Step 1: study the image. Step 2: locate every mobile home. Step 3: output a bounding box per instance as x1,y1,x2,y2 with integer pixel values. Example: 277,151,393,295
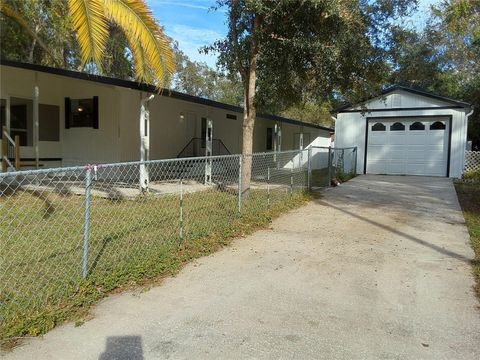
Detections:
0,60,332,170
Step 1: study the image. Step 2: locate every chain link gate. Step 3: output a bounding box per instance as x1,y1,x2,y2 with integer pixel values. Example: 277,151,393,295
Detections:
309,146,358,187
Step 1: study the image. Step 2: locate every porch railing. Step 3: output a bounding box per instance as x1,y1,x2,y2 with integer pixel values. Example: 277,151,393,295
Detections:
1,125,20,172
177,137,231,158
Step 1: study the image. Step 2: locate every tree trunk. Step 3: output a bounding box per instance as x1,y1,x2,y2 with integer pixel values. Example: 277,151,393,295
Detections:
28,24,41,63
240,16,260,198
28,38,37,63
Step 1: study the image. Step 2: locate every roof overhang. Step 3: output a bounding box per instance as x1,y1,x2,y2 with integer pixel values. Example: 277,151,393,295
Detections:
332,85,472,115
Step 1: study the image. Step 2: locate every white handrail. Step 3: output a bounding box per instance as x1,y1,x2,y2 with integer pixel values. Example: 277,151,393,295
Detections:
2,155,14,169
2,129,15,146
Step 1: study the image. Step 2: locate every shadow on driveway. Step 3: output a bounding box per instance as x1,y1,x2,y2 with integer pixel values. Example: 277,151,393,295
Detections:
315,198,472,264
99,336,143,360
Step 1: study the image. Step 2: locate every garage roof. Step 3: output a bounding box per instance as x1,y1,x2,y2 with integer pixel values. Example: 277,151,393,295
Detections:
333,85,472,114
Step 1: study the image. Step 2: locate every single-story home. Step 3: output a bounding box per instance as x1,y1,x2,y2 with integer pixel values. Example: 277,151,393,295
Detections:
333,85,474,178
0,60,332,170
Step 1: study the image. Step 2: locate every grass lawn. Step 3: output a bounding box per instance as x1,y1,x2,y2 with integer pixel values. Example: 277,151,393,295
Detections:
1,184,310,343
455,182,480,299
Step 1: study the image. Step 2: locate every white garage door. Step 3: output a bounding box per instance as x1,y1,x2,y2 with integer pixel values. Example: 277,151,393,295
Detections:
366,118,449,176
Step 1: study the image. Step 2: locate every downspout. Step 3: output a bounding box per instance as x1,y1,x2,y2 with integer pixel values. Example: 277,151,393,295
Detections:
462,106,474,175
465,107,474,150
330,115,336,147
465,106,474,145
139,94,154,192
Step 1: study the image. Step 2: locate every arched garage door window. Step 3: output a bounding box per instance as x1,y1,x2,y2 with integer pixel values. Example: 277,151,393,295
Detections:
430,121,446,130
390,122,405,131
409,122,425,130
372,122,386,131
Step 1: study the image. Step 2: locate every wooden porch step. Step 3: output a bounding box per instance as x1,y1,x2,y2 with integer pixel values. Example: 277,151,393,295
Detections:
20,162,45,168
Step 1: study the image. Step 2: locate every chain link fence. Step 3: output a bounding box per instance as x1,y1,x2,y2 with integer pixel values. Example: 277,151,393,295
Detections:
1,149,325,335
310,146,358,187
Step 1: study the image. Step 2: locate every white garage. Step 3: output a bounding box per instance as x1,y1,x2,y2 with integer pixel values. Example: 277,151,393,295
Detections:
333,86,474,178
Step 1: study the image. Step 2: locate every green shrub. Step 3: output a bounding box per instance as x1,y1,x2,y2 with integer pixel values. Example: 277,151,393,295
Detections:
463,169,480,182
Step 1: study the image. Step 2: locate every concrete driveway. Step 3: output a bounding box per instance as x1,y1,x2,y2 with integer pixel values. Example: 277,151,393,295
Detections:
3,175,479,359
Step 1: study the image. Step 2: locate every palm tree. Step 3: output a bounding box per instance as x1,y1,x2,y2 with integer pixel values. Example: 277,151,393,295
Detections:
0,0,175,86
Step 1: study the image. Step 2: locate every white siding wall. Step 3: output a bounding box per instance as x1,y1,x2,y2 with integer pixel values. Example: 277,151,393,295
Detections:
60,77,122,166
353,90,452,110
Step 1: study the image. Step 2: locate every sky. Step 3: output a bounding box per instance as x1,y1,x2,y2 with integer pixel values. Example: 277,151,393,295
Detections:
149,0,225,67
149,0,441,69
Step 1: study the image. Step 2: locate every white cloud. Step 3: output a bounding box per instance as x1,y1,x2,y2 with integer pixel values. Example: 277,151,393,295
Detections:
166,24,223,67
150,0,211,11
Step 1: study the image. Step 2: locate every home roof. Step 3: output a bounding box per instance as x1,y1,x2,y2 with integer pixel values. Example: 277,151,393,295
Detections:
333,84,472,114
0,59,333,132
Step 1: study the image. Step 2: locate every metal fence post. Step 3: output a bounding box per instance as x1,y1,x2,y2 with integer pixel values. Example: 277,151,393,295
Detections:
1,126,7,172
267,167,270,209
354,147,358,175
179,178,183,240
290,167,293,195
82,167,92,279
307,147,312,191
327,147,332,187
238,155,242,216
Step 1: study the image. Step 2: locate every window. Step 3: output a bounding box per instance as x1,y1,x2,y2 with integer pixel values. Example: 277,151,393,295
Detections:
409,121,425,131
39,104,60,141
10,97,33,146
266,128,273,150
390,122,405,131
371,122,386,131
430,121,446,130
226,113,237,120
65,96,98,128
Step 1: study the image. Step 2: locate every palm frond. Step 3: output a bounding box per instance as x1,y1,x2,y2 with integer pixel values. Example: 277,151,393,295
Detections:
124,27,153,83
68,0,108,68
0,2,60,65
103,0,175,86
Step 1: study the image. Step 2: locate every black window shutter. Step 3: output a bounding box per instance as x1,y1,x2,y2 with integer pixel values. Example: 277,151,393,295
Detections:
93,96,99,129
64,97,71,129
